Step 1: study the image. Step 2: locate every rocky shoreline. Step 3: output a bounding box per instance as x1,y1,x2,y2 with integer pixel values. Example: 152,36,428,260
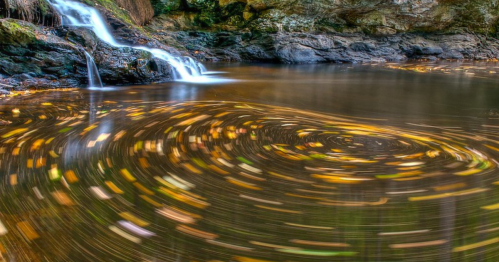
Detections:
0,16,183,89
155,29,499,64
2,0,499,89
4,23,499,90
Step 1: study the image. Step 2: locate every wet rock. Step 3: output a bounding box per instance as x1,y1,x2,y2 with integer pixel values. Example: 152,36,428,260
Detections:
247,0,279,12
439,50,464,60
276,43,325,64
219,0,247,7
60,23,177,85
186,0,215,10
92,44,173,85
350,42,376,52
55,27,99,51
371,26,397,36
152,28,499,64
0,19,37,46
152,0,499,35
0,16,180,89
155,0,183,12
0,19,88,88
240,45,275,61
147,0,499,64
16,73,33,81
410,45,444,56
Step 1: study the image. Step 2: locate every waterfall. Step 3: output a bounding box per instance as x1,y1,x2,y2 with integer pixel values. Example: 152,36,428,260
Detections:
84,51,103,88
49,0,224,85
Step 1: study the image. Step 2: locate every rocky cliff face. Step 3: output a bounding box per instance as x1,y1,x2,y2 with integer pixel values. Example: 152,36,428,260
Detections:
147,0,499,63
151,0,499,34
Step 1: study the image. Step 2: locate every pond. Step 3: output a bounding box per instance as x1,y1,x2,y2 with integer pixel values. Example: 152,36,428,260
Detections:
1,62,499,262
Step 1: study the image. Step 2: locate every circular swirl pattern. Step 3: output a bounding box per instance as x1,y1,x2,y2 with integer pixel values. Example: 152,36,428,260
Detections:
1,91,499,262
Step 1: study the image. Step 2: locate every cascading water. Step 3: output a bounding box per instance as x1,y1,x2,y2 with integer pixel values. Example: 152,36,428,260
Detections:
49,0,226,85
84,51,103,88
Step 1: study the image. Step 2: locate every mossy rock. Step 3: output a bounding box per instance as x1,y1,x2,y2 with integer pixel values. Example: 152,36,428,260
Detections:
246,0,278,12
0,19,38,46
151,0,182,14
219,0,247,7
351,11,387,27
221,1,246,17
85,0,136,28
186,0,217,10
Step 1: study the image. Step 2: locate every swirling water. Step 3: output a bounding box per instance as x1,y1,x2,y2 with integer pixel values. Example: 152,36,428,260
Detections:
1,63,499,261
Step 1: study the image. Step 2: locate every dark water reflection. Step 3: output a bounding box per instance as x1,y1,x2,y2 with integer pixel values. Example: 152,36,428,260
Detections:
1,63,499,262
120,63,499,121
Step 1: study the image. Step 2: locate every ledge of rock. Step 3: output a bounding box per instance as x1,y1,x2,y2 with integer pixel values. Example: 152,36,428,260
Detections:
146,0,499,63
150,29,499,64
0,17,178,89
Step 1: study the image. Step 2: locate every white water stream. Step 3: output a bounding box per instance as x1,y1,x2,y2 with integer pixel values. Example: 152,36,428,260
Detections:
49,0,227,86
84,51,103,88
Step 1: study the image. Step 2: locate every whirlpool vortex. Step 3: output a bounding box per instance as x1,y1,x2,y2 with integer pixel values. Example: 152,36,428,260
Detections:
1,93,499,262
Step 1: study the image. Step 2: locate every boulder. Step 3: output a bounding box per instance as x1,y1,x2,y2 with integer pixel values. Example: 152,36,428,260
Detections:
0,19,37,46
0,18,87,88
92,44,173,85
276,43,326,63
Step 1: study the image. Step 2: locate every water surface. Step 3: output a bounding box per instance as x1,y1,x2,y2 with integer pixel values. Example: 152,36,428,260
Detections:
1,63,499,262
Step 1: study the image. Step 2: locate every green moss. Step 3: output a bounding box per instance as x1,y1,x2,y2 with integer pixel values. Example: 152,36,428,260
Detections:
222,2,245,18
139,50,152,60
316,17,348,32
85,0,139,31
186,0,217,10
151,0,174,15
39,0,50,15
0,19,38,46
195,11,217,27
83,0,95,6
438,1,499,34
